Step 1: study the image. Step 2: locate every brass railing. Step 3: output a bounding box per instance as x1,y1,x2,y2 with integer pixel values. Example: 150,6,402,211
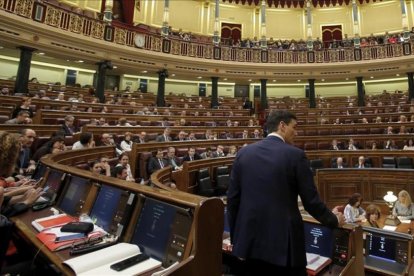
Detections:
1,0,413,64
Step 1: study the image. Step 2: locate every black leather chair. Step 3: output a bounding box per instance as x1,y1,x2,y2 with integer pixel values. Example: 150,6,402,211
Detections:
396,157,414,169
215,166,230,196
197,168,215,197
382,157,396,168
309,159,324,175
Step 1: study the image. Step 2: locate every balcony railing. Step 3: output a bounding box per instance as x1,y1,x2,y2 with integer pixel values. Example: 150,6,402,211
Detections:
1,0,413,64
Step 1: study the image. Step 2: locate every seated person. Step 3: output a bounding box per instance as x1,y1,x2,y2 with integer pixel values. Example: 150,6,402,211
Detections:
165,147,182,171
344,193,366,223
112,165,127,180
72,132,94,150
115,153,134,182
354,156,370,168
119,132,133,153
363,204,382,228
392,190,414,220
4,110,31,125
182,147,201,162
329,139,342,150
90,160,111,177
147,149,168,175
332,157,346,168
227,145,237,157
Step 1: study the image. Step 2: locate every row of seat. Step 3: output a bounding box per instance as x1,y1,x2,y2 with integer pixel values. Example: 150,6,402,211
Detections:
309,156,414,172
197,166,230,197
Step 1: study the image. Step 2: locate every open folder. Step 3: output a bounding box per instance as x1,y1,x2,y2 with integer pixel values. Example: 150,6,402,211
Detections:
63,243,162,275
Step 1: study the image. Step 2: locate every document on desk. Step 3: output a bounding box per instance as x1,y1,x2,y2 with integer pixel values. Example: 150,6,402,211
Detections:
382,225,397,231
63,243,162,275
36,226,106,252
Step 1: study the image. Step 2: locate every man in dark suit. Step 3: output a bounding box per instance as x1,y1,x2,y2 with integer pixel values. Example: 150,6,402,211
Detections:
60,115,77,136
332,157,346,168
155,128,172,142
182,147,201,162
147,149,168,175
354,155,371,168
228,110,343,275
212,145,225,158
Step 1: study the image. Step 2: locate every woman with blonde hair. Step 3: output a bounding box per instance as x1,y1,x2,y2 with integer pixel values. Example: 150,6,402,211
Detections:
392,190,414,219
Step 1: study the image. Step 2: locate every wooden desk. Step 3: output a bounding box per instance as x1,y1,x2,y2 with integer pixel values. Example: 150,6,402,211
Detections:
7,147,225,276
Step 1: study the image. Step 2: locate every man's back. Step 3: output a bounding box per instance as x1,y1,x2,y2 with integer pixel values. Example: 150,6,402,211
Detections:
228,136,338,267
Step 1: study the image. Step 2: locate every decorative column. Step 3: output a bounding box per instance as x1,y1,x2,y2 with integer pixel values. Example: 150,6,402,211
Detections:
96,60,113,103
157,69,168,107
211,77,219,108
260,0,267,49
407,72,414,101
260,79,268,110
356,76,365,106
308,79,315,108
352,0,361,47
161,0,170,37
306,0,313,50
213,0,220,46
103,0,113,23
400,0,410,41
14,46,36,95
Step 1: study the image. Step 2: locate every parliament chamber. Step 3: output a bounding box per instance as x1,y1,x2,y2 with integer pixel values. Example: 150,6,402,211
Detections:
2,0,414,275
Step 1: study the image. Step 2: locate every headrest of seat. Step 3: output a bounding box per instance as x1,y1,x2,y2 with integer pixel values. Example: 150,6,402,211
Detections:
216,166,229,175
198,168,210,179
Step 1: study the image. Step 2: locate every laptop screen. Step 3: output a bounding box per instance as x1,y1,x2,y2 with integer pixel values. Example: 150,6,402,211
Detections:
366,233,397,262
89,184,123,233
57,175,91,216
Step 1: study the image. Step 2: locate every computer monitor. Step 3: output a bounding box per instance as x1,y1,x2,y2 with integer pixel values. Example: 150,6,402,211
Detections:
89,184,135,236
40,169,65,202
57,175,91,216
130,196,192,267
364,227,412,273
366,234,396,261
31,162,47,181
304,221,334,258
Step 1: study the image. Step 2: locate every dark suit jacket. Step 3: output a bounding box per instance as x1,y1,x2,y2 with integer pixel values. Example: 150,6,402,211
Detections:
354,163,371,168
147,157,168,175
155,134,171,142
227,136,338,267
182,153,201,162
60,124,76,136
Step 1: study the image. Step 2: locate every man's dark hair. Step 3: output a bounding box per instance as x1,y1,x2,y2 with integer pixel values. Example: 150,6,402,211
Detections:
79,132,93,145
17,110,30,117
348,193,362,206
112,165,126,177
266,110,297,133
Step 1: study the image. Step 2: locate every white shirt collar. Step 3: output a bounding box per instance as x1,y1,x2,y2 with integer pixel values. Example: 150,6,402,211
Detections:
267,133,285,143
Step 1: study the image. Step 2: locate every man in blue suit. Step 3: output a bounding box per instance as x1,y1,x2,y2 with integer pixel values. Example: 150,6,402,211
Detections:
227,110,344,275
